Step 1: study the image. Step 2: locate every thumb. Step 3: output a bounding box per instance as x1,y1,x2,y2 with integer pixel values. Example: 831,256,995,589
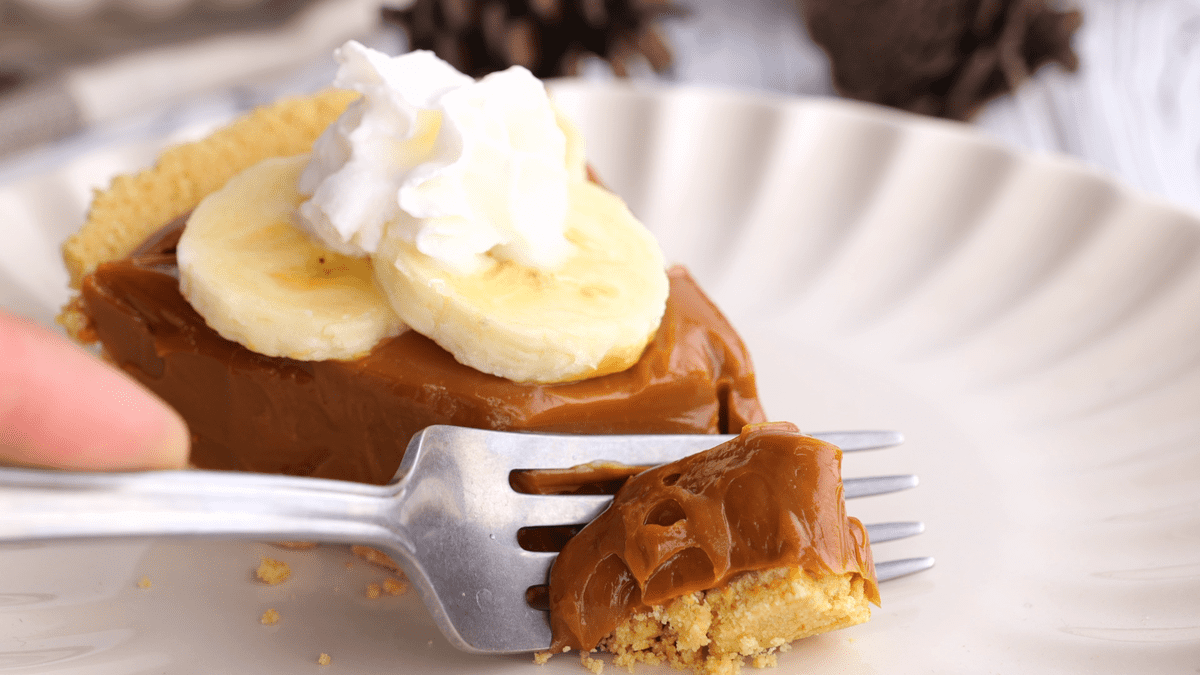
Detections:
0,311,189,471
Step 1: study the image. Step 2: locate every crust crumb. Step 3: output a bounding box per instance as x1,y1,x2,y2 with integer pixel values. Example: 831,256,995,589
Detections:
580,651,604,674
383,576,408,596
57,295,96,343
365,575,407,599
60,89,358,291
750,652,777,669
351,545,403,572
256,557,292,585
273,541,319,550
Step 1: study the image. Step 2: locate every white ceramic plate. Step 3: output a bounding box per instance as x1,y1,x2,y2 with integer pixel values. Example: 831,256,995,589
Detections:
2,83,1198,674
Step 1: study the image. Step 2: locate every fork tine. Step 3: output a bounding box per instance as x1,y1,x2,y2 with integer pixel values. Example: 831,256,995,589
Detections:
407,426,929,654
512,479,919,528
455,427,737,470
876,557,935,581
508,549,559,589
810,430,904,452
864,521,924,544
844,474,918,498
512,494,612,527
420,426,906,474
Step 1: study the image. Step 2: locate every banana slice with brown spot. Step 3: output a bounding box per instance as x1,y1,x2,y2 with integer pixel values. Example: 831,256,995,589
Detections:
177,154,404,361
374,179,669,383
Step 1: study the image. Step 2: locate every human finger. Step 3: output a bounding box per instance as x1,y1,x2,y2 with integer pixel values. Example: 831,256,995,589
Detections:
0,311,189,471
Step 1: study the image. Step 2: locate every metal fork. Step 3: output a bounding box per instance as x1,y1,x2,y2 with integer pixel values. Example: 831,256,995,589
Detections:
0,426,931,654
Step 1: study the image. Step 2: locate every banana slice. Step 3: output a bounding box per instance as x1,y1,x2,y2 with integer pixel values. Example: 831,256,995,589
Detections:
374,179,669,383
177,154,404,361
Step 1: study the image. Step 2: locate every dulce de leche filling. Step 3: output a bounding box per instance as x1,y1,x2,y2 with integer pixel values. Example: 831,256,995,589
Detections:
547,422,879,652
76,218,766,485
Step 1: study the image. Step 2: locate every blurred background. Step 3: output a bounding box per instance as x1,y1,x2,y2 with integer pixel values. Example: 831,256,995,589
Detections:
0,0,1198,213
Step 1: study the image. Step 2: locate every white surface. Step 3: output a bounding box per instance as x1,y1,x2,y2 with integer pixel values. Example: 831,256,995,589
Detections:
65,0,379,126
2,83,1198,673
661,0,1200,217
4,0,1198,219
974,0,1200,217
12,0,273,21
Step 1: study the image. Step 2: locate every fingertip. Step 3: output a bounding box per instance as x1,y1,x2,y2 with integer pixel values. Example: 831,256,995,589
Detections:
1,312,191,471
144,406,191,471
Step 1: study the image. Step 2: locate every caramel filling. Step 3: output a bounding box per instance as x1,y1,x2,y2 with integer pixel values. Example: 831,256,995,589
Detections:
76,218,767,484
546,422,879,652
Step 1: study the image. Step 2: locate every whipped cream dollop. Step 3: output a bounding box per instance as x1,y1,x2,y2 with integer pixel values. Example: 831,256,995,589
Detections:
298,41,575,274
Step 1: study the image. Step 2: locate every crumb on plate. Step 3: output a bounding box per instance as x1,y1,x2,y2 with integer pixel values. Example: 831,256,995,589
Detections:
351,545,402,572
318,653,331,666
137,575,152,589
580,651,604,674
365,576,407,599
383,576,408,596
256,557,291,585
273,540,319,550
261,608,280,625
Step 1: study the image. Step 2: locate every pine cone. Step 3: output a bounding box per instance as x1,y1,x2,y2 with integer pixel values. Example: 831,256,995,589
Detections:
801,0,1082,121
382,0,680,79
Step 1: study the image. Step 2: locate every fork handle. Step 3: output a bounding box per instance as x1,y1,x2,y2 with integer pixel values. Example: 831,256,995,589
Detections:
0,466,403,547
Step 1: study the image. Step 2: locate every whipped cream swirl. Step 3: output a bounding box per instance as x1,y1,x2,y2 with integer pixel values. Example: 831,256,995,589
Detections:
297,41,574,274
